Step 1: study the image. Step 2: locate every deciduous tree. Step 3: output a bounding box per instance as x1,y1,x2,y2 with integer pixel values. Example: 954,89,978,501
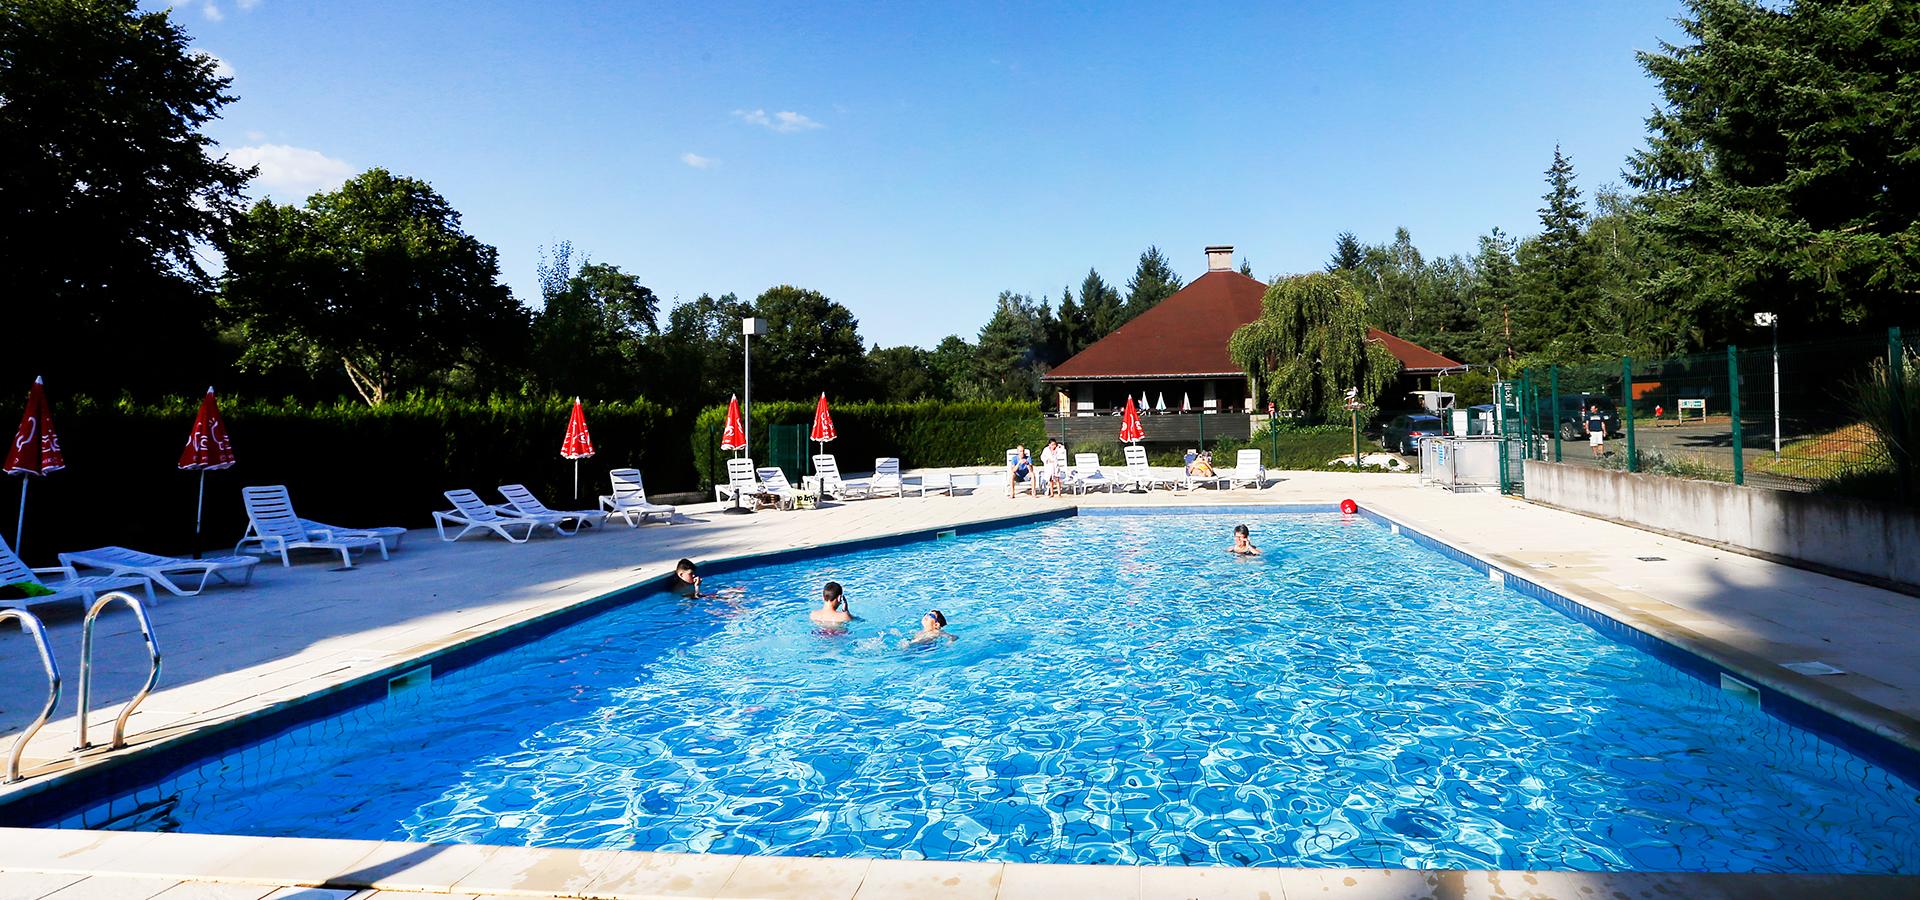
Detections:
1229,272,1399,420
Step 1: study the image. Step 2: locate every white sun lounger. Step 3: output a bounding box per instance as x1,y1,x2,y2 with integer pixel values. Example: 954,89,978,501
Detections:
59,546,258,597
599,468,676,525
1229,449,1267,489
1,536,154,611
1119,445,1162,491
236,485,390,568
497,484,605,533
870,457,920,498
1071,453,1115,493
810,455,870,499
299,519,407,551
714,458,773,505
755,468,805,510
434,489,540,543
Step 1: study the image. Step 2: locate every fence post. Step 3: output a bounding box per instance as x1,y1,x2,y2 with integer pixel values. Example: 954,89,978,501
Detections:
1893,327,1909,496
1622,356,1636,473
1550,365,1561,462
1728,344,1743,485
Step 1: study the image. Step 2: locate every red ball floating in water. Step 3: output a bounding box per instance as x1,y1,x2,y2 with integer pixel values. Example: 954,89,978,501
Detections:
1339,498,1359,514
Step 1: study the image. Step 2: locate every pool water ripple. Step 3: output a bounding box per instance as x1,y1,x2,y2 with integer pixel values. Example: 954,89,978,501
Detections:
80,513,1920,872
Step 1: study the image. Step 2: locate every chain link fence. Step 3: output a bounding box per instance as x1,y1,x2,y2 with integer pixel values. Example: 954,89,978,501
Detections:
1502,326,1913,501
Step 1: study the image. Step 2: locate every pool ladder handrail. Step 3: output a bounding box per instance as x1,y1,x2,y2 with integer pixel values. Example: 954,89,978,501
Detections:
75,591,163,753
2,608,61,784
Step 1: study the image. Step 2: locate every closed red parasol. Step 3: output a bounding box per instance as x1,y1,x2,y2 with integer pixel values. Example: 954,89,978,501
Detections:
178,387,236,556
5,376,65,557
720,395,746,452
1119,396,1145,443
561,398,595,499
809,393,836,468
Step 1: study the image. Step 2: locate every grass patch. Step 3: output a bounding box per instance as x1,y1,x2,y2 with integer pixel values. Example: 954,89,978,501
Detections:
1748,422,1890,481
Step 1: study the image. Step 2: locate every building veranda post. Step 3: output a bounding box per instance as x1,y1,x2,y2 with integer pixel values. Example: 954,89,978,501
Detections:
1041,246,1464,448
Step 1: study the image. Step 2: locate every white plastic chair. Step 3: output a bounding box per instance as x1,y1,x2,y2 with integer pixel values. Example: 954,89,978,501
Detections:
58,547,258,597
1,536,154,611
870,457,920,498
714,458,771,505
299,518,407,551
497,484,605,533
810,455,870,499
236,485,390,568
755,467,803,509
1071,453,1114,493
434,489,539,543
600,468,676,525
1230,449,1267,489
1120,445,1161,491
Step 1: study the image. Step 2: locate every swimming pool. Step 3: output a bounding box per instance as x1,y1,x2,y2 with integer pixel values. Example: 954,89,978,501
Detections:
13,511,1920,872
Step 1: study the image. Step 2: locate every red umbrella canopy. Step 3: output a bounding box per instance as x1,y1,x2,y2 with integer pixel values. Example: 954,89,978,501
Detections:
561,398,596,459
1119,396,1145,443
810,393,837,443
4,376,65,476
178,387,236,471
720,394,747,451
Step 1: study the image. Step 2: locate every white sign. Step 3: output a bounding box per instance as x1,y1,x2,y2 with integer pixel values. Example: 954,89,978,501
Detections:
1678,398,1706,411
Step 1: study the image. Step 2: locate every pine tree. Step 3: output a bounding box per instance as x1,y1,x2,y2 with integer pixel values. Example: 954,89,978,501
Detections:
974,291,1049,399
1238,258,1254,278
1079,268,1123,339
1053,283,1087,358
1326,232,1365,272
1466,229,1521,364
1513,146,1601,360
1121,245,1184,325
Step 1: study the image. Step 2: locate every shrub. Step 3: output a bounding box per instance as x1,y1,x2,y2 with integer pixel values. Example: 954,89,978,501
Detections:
7,394,685,561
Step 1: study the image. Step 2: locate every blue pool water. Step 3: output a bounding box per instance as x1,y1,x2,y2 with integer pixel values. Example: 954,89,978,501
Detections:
67,514,1920,871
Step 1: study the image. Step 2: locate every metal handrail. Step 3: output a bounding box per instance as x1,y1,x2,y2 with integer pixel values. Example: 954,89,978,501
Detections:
75,591,162,753
3,608,61,784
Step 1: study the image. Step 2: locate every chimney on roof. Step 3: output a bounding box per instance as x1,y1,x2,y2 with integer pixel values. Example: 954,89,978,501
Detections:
1205,245,1234,272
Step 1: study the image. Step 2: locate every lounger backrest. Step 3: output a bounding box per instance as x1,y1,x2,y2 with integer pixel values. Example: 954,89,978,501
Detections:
873,458,901,484
1074,453,1101,471
726,457,760,487
757,467,794,492
812,455,841,481
241,485,308,543
1005,449,1021,467
607,468,645,501
0,536,43,588
444,489,503,521
498,484,550,515
1124,445,1150,470
1236,449,1262,472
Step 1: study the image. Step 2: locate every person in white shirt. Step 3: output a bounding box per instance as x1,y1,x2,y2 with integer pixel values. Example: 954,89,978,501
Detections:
1039,438,1068,497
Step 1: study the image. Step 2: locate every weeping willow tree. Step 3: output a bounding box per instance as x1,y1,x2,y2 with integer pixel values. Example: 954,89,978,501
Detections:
1228,272,1399,421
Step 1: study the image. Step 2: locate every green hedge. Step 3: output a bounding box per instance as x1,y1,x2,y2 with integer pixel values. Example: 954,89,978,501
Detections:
4,395,686,563
691,400,1042,487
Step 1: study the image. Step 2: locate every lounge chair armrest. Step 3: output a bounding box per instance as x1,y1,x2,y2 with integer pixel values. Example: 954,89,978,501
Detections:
31,564,80,581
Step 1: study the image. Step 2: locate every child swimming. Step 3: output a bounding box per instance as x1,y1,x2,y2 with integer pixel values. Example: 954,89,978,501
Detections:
810,581,854,625
670,558,703,597
905,609,957,646
1228,524,1259,556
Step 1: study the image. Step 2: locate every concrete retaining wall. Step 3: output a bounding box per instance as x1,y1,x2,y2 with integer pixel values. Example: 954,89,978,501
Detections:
1525,460,1920,595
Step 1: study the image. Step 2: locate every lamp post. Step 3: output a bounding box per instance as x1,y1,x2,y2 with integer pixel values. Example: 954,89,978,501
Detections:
1754,312,1779,457
1344,386,1361,468
742,316,767,451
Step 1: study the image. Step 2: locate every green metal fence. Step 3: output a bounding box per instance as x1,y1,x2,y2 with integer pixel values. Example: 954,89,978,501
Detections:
1501,326,1914,499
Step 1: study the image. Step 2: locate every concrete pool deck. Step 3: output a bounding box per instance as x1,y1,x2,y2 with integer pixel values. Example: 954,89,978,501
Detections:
2,469,1918,898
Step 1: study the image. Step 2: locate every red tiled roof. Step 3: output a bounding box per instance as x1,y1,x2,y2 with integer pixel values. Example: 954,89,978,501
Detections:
1043,270,1463,380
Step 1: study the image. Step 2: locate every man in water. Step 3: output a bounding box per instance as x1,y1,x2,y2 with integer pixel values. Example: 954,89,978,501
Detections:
906,609,957,645
1228,524,1260,556
670,558,703,597
811,581,854,625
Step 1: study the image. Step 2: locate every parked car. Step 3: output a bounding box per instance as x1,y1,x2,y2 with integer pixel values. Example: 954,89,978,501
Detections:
1552,395,1621,440
1382,414,1443,454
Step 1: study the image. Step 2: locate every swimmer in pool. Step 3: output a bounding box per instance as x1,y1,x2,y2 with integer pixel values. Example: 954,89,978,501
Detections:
810,581,854,625
1228,524,1260,556
905,609,957,646
670,558,704,597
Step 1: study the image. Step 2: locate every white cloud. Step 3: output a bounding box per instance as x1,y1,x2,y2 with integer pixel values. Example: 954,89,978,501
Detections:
732,108,824,133
227,144,353,198
680,152,716,169
201,1,223,21
237,0,261,8
245,130,267,142
197,51,234,80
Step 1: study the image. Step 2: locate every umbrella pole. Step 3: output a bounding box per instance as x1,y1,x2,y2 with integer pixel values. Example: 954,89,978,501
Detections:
573,459,579,501
14,478,26,557
193,470,206,559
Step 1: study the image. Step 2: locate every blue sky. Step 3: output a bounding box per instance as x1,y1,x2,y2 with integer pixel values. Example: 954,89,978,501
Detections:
172,0,1682,349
